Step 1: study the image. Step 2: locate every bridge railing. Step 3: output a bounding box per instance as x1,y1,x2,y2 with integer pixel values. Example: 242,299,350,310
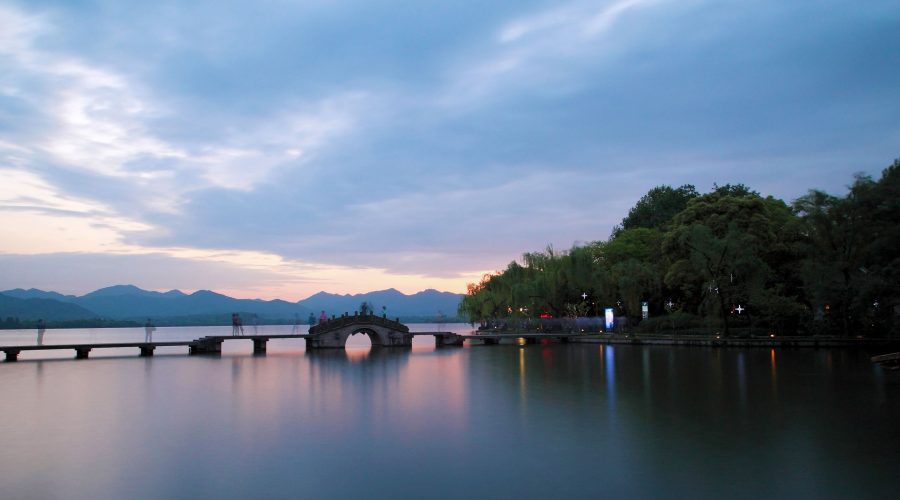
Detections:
309,313,409,335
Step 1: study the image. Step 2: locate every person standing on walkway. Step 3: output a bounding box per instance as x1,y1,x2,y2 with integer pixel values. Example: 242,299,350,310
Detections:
308,312,316,327
144,318,156,342
232,313,244,336
318,310,327,324
37,319,46,346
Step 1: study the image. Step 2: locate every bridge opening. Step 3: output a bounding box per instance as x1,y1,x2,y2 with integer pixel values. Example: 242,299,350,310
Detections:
345,328,375,349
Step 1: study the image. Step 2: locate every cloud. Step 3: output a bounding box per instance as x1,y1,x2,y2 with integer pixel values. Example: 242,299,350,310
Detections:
499,0,662,43
1,0,898,297
439,0,676,109
0,168,106,214
0,3,364,198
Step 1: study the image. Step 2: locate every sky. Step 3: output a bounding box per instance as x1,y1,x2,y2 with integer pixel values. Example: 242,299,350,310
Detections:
0,0,898,300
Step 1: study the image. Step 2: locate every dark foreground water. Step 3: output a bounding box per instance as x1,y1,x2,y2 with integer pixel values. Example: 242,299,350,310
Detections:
1,325,898,499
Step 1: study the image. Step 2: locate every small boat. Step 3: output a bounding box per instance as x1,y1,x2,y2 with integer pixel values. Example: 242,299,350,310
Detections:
871,352,900,370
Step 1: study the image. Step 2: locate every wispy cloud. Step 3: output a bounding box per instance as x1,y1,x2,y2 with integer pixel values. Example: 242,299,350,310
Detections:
439,0,674,108
0,4,364,195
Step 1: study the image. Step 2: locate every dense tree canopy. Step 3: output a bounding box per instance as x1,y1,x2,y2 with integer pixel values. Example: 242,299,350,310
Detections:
612,184,698,236
460,160,899,337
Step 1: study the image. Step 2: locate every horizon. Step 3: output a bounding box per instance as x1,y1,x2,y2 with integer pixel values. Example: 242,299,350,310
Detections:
1,1,898,300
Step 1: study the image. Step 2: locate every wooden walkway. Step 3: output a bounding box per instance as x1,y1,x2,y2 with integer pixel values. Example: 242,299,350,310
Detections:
12,330,887,362
0,335,310,361
0,330,564,361
0,332,467,361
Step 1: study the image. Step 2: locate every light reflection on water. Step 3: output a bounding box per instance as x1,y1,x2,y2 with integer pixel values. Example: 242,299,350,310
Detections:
0,325,898,498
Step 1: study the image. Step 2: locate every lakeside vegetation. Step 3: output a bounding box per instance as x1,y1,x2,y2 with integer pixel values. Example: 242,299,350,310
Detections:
460,159,899,337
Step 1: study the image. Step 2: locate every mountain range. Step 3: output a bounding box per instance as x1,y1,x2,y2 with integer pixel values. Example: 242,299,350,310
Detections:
0,285,463,323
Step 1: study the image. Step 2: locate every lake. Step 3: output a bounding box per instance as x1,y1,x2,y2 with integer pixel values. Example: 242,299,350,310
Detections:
0,324,897,499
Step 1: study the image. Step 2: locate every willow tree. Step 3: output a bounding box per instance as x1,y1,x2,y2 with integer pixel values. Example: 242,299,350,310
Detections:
594,227,665,321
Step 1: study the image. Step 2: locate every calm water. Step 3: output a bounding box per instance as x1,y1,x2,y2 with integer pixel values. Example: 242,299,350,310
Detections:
1,325,898,499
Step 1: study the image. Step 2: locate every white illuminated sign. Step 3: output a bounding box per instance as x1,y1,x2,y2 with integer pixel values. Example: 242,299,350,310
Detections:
605,308,615,331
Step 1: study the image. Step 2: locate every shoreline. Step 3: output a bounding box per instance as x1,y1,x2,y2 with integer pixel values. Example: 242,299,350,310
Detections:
572,334,900,349
479,332,900,349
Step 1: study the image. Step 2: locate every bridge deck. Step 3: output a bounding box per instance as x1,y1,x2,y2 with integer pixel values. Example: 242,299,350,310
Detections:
1,341,194,351
0,334,313,361
0,332,593,362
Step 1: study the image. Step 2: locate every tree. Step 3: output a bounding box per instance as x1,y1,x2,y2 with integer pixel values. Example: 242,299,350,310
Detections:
613,184,698,236
594,228,665,320
459,162,896,337
663,189,804,336
794,159,900,336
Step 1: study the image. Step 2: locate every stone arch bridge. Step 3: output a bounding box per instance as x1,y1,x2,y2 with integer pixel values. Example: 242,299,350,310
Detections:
307,314,441,349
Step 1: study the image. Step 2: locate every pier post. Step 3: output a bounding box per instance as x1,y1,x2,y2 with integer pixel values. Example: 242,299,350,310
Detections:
189,337,223,355
139,345,155,357
253,338,268,354
75,348,91,359
3,349,19,362
434,333,465,347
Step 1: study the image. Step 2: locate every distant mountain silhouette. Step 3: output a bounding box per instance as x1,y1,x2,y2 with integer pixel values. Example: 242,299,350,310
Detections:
0,285,464,323
0,293,97,321
75,288,312,320
81,284,186,299
1,288,78,302
297,288,462,317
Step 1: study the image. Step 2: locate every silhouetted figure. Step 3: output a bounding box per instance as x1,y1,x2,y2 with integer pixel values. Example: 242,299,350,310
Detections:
232,313,244,336
308,313,316,326
319,310,327,324
252,314,260,335
360,301,370,316
144,318,156,342
37,319,46,346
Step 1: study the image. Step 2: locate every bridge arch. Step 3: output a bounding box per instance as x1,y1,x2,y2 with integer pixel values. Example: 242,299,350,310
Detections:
347,327,378,347
306,315,412,349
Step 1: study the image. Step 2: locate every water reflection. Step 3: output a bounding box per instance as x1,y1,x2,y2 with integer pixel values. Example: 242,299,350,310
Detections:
0,334,897,499
641,348,652,408
518,346,527,407
770,348,778,400
605,345,616,414
736,352,747,413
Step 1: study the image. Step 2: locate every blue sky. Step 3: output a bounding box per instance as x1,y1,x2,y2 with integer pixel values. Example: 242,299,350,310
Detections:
1,0,898,299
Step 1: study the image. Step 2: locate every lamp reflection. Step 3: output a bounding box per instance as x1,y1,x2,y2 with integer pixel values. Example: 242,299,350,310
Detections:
519,347,527,405
605,345,616,413
770,348,778,400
